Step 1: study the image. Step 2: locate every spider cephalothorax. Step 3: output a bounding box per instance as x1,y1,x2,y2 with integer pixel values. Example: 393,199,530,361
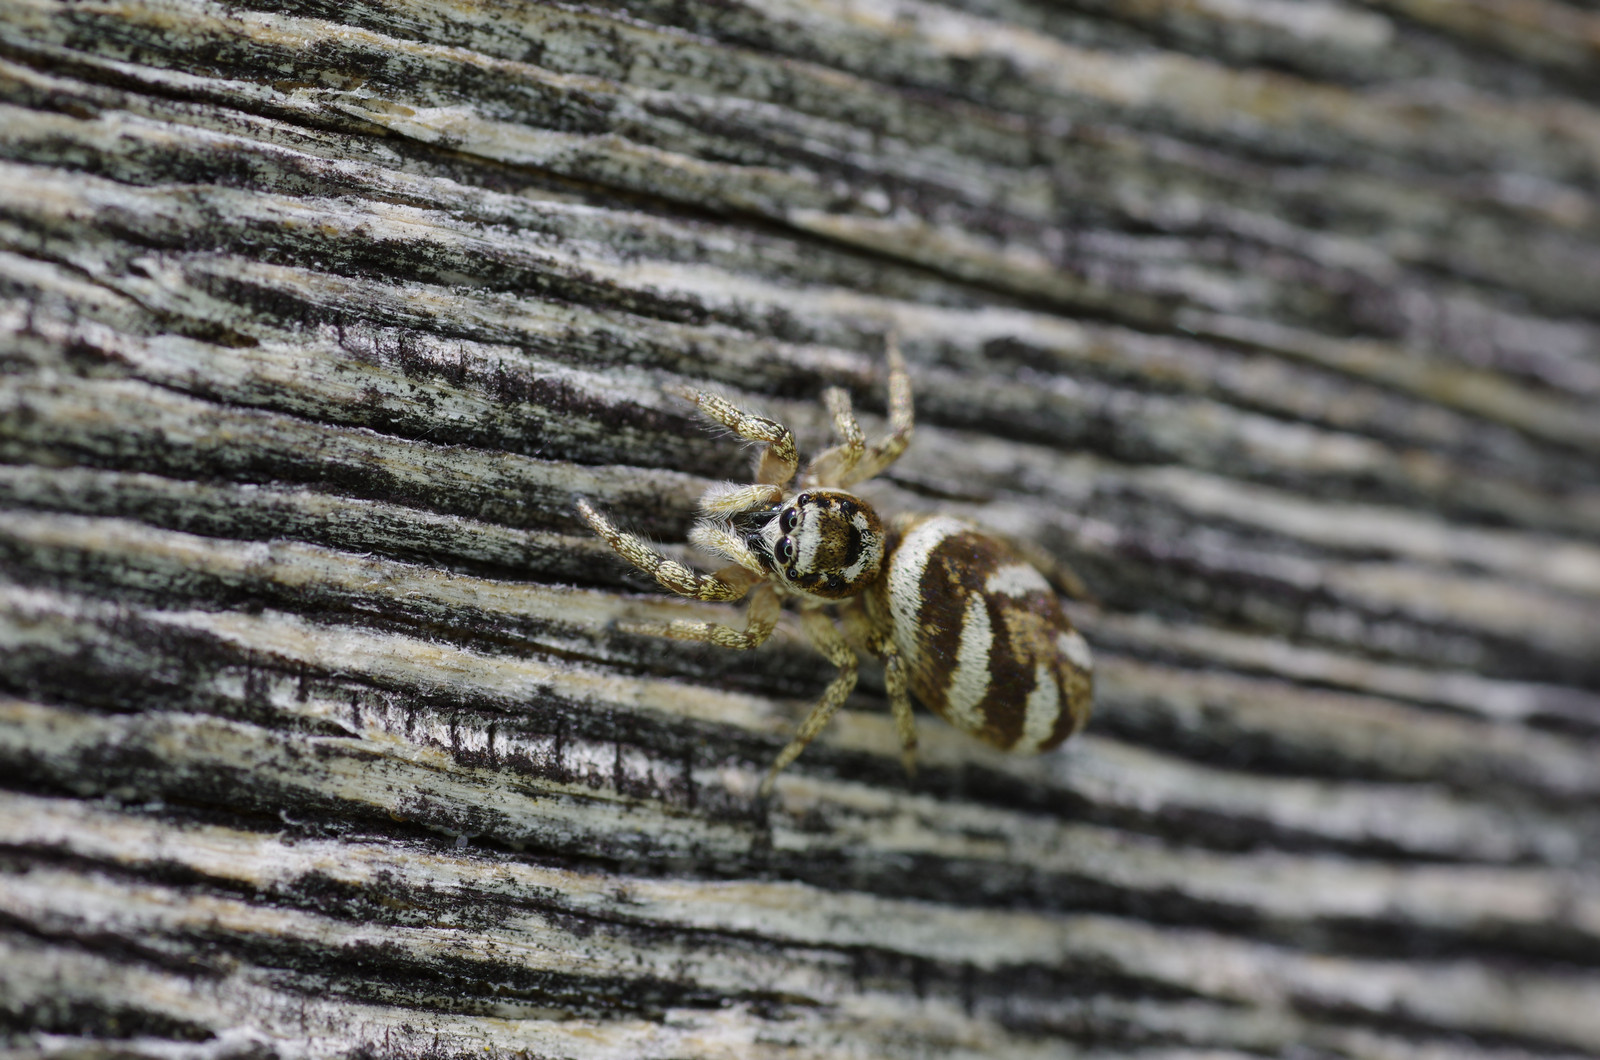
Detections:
577,337,1092,796
738,489,884,599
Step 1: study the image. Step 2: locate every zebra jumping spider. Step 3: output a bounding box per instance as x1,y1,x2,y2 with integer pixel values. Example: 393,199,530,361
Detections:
577,337,1093,796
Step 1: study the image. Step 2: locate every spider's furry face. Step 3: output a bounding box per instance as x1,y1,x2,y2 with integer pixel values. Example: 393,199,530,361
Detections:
744,489,885,600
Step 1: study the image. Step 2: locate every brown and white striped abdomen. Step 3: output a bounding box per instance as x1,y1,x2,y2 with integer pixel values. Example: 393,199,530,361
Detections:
867,515,1093,753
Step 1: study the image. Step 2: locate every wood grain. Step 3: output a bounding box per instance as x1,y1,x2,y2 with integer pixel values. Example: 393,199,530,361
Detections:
2,0,1598,1055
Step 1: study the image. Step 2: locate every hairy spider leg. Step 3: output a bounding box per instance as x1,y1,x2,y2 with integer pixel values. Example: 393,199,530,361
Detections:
625,580,781,649
665,384,798,486
688,523,769,576
760,605,859,797
804,386,867,488
1000,533,1097,604
577,498,756,602
835,333,914,488
838,604,918,778
882,644,918,778
698,482,785,517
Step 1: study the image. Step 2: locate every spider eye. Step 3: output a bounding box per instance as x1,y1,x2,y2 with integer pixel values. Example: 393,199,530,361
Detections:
780,508,798,532
775,538,794,563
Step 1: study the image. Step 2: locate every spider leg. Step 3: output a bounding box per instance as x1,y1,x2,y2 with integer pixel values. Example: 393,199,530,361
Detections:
833,602,917,778
577,499,754,602
836,333,914,488
760,604,859,797
881,642,918,779
667,384,798,487
803,387,866,487
689,523,768,576
698,482,784,517
1001,534,1098,604
622,581,780,649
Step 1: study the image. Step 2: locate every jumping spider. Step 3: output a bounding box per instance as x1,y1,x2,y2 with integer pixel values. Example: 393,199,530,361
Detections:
577,338,1093,796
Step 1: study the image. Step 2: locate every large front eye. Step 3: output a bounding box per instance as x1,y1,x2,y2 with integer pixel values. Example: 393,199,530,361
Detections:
775,537,794,563
780,508,798,532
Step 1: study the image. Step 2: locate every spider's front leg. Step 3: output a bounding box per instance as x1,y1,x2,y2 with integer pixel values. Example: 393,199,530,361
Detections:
577,498,754,603
577,499,778,648
666,384,798,487
630,581,781,649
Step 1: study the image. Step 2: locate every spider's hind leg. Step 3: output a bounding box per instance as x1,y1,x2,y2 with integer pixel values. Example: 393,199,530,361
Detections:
759,605,859,797
1003,534,1097,604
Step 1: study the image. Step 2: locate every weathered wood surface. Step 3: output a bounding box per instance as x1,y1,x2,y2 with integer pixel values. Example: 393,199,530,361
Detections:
3,0,1600,1055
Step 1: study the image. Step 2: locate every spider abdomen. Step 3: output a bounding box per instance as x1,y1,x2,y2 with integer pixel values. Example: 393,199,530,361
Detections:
869,515,1093,753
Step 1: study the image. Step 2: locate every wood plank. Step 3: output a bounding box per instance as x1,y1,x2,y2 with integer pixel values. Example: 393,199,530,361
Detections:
2,0,1598,1054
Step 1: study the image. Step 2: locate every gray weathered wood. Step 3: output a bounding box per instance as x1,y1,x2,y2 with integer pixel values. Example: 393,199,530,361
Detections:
2,0,1599,1055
